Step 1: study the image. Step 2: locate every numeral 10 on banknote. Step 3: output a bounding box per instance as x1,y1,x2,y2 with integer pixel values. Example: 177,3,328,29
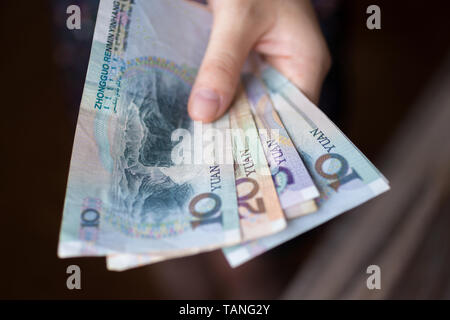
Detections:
189,192,223,229
315,153,362,191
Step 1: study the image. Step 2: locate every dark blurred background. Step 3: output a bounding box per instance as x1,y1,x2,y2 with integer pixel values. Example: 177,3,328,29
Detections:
1,1,449,299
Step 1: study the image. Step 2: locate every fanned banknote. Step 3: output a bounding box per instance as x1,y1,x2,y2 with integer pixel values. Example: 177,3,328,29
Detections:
223,66,390,267
58,0,390,270
229,86,287,240
107,253,165,271
58,0,242,257
106,85,288,271
242,74,319,218
107,248,191,271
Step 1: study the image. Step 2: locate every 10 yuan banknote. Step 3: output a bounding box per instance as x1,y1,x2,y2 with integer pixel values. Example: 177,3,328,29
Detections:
58,0,242,258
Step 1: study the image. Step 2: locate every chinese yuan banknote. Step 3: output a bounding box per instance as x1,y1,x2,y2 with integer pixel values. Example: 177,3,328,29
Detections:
229,86,286,241
107,88,286,271
58,0,242,258
106,87,288,271
223,66,389,267
58,0,390,270
242,74,319,219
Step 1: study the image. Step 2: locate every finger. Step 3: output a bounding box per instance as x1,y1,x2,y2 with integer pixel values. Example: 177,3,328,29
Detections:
266,53,330,105
257,0,331,105
188,6,263,122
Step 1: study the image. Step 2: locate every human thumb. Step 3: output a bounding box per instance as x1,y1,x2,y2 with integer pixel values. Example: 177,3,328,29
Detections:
188,7,260,122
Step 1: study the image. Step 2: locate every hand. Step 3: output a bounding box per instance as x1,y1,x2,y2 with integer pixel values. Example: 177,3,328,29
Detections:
188,0,331,123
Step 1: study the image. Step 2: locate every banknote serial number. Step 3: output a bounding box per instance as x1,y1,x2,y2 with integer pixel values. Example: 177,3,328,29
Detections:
179,304,270,317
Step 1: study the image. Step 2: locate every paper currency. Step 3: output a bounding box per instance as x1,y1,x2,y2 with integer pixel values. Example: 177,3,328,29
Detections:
223,66,390,267
107,85,288,271
58,0,242,258
58,0,390,271
229,86,287,241
242,73,319,218
107,252,169,271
